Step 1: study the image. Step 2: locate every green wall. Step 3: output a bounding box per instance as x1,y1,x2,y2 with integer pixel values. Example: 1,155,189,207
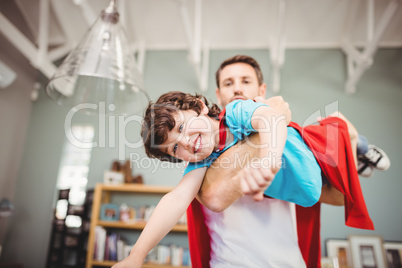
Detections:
3,49,402,267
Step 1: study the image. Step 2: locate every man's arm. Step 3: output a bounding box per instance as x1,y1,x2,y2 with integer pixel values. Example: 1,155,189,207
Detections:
240,105,287,201
197,133,260,211
198,96,291,212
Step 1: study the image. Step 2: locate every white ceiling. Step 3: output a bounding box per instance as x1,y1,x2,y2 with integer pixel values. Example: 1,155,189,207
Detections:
0,0,401,92
13,0,402,51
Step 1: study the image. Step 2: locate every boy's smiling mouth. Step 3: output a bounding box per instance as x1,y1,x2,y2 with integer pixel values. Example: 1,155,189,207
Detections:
194,135,202,153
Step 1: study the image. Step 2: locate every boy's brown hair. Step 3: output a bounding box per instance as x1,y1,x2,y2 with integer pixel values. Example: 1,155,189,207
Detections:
215,55,264,88
141,91,221,163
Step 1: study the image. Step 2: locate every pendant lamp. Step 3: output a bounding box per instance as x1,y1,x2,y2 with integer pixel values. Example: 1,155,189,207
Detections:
46,0,149,116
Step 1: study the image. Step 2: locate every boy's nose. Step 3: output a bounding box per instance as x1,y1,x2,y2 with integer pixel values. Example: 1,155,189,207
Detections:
180,136,191,149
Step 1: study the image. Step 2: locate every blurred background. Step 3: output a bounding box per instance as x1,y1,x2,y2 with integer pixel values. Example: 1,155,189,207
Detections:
0,0,401,267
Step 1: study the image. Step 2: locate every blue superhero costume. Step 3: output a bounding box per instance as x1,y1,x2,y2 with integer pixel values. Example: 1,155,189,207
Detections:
185,99,322,207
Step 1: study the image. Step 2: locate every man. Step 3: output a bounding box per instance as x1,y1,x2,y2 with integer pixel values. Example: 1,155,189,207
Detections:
187,55,319,267
187,55,389,267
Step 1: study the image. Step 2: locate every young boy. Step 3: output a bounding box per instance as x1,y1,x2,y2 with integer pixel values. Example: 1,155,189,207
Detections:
113,90,385,267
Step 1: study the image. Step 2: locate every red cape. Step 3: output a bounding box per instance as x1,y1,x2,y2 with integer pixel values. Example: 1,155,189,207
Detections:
187,117,374,268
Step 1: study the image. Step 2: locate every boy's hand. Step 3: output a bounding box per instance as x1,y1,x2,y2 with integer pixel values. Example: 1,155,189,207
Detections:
254,96,291,125
239,163,275,201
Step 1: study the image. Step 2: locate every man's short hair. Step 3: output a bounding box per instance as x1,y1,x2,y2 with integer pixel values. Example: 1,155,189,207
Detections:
215,55,264,88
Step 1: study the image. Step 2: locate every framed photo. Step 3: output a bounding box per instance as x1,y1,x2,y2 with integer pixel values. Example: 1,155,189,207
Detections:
321,256,340,268
326,239,352,268
100,203,120,221
104,170,124,184
383,242,402,268
348,235,387,268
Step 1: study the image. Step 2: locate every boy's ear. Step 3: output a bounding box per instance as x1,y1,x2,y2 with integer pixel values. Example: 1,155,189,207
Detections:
198,99,209,115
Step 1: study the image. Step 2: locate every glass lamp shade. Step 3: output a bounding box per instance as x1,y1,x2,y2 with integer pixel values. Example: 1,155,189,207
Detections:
46,3,149,116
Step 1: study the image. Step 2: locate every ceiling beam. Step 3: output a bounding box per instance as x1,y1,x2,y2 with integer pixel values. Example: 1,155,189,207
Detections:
269,0,288,93
178,0,209,91
342,0,400,94
75,0,97,26
37,0,49,67
0,12,56,79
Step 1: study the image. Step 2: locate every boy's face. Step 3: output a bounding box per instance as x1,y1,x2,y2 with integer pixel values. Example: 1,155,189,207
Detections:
216,62,266,107
160,109,218,163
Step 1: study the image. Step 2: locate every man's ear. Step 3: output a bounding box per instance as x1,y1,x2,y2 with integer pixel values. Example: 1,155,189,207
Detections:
215,88,222,107
258,83,267,97
198,98,209,115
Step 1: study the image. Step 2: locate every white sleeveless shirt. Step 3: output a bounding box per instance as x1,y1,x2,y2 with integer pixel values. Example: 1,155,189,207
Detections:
202,196,306,268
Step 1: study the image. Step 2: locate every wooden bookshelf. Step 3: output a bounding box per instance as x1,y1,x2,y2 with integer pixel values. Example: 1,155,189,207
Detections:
91,260,189,267
97,220,188,232
86,183,190,268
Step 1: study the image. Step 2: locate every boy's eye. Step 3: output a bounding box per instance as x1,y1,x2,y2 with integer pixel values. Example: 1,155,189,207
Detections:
173,144,178,155
179,124,184,132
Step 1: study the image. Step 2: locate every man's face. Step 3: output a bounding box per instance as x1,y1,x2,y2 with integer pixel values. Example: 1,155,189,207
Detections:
216,62,266,107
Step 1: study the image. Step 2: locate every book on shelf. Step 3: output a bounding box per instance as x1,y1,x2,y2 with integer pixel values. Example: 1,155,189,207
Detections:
98,203,188,227
123,244,134,260
93,227,123,262
171,245,184,266
108,233,118,261
145,244,191,266
104,235,109,261
182,248,191,266
92,227,191,266
94,226,106,261
117,239,126,261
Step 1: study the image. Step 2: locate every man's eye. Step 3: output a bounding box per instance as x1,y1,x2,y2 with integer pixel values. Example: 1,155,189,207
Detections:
243,80,250,84
224,81,232,87
179,124,184,132
173,144,178,154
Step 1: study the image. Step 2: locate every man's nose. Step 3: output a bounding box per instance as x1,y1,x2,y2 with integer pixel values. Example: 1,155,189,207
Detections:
233,81,243,94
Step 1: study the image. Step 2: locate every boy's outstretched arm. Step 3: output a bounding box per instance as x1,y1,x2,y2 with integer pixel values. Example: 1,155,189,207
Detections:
112,167,207,268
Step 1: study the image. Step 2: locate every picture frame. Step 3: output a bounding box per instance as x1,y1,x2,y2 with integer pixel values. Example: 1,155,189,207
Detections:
104,170,124,185
383,241,402,268
321,256,340,268
100,203,120,221
348,235,387,268
326,238,352,268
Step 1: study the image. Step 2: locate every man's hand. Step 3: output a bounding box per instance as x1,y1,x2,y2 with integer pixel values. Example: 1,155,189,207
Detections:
198,133,260,211
254,96,291,125
239,164,275,201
